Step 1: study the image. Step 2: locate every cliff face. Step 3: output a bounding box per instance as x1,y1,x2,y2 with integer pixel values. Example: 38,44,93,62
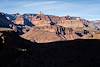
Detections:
14,13,84,28
21,27,62,43
57,20,84,28
15,16,24,25
13,13,85,42
21,27,81,43
0,12,100,43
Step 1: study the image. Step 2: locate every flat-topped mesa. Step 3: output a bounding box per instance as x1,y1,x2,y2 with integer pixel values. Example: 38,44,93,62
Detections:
57,16,84,28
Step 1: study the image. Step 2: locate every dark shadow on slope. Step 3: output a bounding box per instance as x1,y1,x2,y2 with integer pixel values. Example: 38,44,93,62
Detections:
0,31,36,48
24,18,33,27
0,31,37,67
0,13,13,27
0,32,100,67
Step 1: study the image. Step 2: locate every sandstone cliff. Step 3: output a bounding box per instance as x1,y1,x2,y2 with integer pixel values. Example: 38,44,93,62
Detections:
15,16,24,25
0,12,100,43
14,13,84,29
57,20,84,28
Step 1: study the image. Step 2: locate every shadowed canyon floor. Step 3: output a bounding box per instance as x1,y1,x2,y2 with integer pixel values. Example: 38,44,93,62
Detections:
0,31,100,67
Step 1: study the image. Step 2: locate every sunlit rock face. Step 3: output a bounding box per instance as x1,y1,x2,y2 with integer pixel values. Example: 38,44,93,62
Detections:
31,19,49,27
21,27,79,43
28,13,84,29
57,20,84,28
13,12,84,29
1,12,100,43
28,14,50,27
21,28,62,43
36,25,57,33
64,28,78,40
15,16,24,25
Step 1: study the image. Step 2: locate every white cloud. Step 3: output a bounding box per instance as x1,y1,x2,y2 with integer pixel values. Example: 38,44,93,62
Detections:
19,1,57,7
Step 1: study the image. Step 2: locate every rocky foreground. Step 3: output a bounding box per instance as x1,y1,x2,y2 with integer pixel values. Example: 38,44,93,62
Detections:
0,31,100,67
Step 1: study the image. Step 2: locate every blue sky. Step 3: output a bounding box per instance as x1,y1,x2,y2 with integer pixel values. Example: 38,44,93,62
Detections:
0,0,100,20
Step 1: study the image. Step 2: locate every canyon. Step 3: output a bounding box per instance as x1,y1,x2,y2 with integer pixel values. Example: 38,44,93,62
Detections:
0,12,100,43
0,12,100,67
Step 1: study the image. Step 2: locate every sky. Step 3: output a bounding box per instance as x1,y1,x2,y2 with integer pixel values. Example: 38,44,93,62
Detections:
0,0,100,20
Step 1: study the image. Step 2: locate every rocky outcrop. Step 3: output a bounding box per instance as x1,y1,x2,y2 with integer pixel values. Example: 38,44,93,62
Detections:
14,12,84,28
15,16,24,25
57,20,84,28
21,27,81,43
31,19,49,27
35,25,57,32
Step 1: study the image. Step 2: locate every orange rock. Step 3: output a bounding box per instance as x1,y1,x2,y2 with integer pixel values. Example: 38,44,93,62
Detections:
21,28,62,43
64,28,77,40
15,16,24,25
32,19,49,27
57,20,84,28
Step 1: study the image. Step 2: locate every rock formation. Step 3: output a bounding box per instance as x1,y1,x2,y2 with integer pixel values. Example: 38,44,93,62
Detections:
0,12,100,43
21,27,62,43
13,12,84,29
57,20,84,28
15,16,24,25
